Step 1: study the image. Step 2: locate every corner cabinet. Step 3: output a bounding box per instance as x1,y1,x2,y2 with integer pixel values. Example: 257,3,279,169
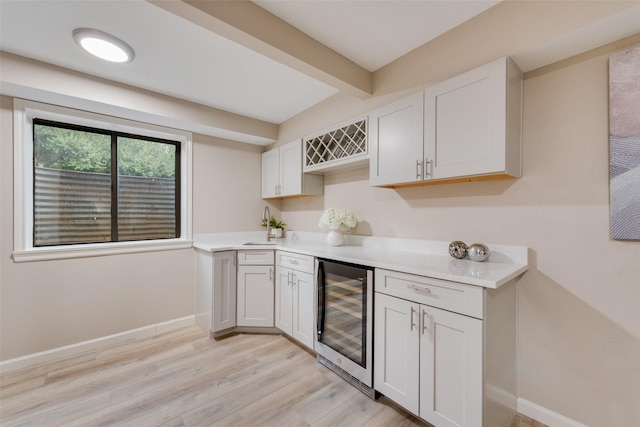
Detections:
370,57,522,187
195,249,237,338
274,251,315,349
374,268,517,427
262,139,323,198
236,250,274,327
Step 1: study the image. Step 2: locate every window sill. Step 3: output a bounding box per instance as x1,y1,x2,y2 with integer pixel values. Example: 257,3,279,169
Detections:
12,239,193,263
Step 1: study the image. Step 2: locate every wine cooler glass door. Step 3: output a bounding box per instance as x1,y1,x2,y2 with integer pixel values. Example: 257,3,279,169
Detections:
316,259,373,387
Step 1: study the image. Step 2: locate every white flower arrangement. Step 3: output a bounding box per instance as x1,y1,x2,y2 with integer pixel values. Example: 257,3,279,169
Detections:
318,208,358,232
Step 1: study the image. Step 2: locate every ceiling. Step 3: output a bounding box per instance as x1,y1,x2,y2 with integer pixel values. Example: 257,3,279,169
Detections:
1,1,640,145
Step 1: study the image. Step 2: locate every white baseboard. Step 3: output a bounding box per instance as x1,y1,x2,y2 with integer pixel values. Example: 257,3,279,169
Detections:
0,315,195,373
518,398,589,427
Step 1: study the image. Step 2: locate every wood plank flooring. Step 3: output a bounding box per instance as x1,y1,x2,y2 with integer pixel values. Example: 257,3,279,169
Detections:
0,325,548,427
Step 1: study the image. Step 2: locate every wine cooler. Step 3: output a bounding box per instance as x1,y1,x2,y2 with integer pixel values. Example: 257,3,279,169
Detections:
315,258,374,396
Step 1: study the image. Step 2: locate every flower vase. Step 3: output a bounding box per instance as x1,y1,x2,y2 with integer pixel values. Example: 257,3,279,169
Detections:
326,230,344,247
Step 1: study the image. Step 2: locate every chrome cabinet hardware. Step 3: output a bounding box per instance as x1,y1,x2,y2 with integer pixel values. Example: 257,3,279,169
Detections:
407,284,431,294
421,309,429,335
410,306,417,331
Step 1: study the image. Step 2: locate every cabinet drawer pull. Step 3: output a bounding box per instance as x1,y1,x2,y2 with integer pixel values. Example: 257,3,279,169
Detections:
288,259,299,265
407,284,431,294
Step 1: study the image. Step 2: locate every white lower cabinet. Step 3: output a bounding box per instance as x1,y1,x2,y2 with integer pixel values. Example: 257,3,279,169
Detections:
374,293,421,414
275,251,315,349
194,249,237,337
374,268,517,427
237,265,274,327
419,303,483,427
237,250,274,328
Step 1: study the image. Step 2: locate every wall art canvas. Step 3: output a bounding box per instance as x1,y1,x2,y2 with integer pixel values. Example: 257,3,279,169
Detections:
609,43,640,240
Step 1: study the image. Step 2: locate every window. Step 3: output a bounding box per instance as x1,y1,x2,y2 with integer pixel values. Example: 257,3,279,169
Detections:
33,120,180,246
14,100,192,261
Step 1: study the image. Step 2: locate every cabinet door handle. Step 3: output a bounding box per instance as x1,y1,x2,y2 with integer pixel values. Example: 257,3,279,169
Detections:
416,159,423,179
287,271,291,286
425,158,432,178
292,273,297,286
410,306,417,331
422,309,432,337
269,268,273,281
407,284,431,294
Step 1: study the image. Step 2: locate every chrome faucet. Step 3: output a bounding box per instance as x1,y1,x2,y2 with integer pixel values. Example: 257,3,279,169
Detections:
262,206,271,241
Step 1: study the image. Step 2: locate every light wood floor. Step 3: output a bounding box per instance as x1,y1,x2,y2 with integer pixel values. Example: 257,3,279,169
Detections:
0,325,548,427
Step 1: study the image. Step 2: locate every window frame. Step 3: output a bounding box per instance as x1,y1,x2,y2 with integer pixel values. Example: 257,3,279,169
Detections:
13,99,193,262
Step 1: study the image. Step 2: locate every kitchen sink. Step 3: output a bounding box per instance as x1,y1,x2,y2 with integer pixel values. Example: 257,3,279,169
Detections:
242,242,278,246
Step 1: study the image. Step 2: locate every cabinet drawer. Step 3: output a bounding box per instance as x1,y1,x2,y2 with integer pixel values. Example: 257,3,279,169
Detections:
237,250,274,265
375,268,483,319
276,251,314,274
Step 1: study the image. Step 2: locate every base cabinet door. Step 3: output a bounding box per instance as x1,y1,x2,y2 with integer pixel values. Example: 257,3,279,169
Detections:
212,251,237,334
374,292,483,427
237,265,274,327
291,270,314,349
374,293,420,415
275,260,315,350
419,305,483,427
275,266,293,335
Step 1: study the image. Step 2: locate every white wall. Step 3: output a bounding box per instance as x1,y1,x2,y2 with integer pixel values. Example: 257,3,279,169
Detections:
278,37,640,426
0,87,269,361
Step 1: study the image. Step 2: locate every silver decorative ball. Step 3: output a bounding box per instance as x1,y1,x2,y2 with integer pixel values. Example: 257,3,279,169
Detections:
448,241,468,259
467,243,490,262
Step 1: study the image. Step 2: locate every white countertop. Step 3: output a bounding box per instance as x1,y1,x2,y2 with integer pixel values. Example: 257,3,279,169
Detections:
193,231,529,289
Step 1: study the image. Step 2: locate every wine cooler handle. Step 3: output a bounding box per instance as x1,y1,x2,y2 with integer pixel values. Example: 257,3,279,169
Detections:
317,261,326,340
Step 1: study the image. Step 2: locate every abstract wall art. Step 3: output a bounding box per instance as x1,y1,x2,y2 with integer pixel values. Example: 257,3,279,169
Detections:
609,43,640,240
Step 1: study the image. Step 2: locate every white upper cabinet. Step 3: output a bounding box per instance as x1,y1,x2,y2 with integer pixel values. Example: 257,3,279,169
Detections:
261,148,280,198
370,57,522,187
369,92,424,186
425,57,522,181
303,116,368,173
262,139,323,198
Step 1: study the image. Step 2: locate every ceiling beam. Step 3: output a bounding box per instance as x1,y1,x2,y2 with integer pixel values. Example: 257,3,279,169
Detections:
148,0,373,99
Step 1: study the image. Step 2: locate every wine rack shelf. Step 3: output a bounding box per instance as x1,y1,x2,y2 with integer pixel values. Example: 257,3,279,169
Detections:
303,117,367,172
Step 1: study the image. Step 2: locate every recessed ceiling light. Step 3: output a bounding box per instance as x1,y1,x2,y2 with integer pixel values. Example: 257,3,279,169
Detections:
72,28,134,63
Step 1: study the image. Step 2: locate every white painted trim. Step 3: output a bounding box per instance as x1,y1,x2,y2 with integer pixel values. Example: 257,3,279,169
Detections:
0,315,195,373
517,398,589,427
12,239,193,262
11,98,193,262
